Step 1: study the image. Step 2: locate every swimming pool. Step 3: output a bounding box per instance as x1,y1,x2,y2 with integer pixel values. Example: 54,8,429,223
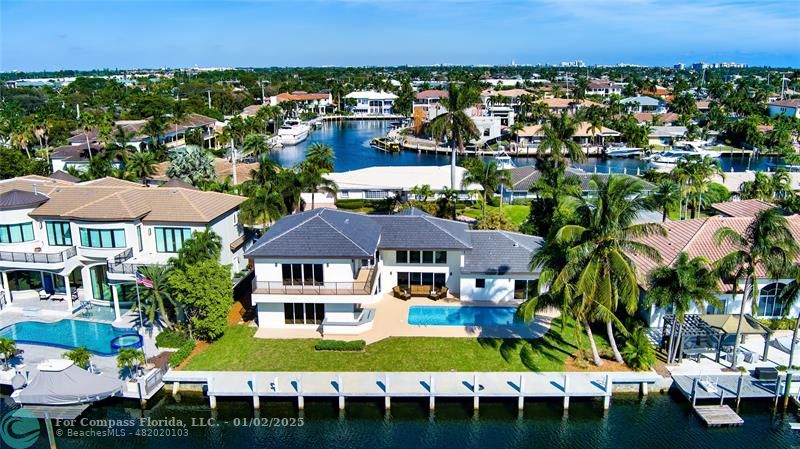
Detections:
0,319,137,356
407,306,519,327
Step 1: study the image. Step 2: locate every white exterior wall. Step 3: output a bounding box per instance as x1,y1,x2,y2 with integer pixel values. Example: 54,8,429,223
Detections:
470,116,502,140
768,104,800,119
252,257,362,287
379,249,462,295
459,275,535,303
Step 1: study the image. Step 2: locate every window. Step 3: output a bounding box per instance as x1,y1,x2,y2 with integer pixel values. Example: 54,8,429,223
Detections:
281,264,324,286
283,303,326,325
136,226,143,252
0,222,34,243
758,283,786,317
475,278,486,288
155,227,192,253
365,190,386,199
46,221,72,246
79,228,126,248
396,251,408,263
706,299,728,315
514,280,531,300
435,251,447,264
410,251,421,264
422,251,434,264
396,272,446,289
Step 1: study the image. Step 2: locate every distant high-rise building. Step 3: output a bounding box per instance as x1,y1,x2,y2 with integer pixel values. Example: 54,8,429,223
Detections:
559,60,586,68
674,63,685,70
691,62,709,71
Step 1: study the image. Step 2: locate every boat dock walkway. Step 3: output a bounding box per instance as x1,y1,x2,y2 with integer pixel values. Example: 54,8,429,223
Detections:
673,374,786,401
164,370,661,411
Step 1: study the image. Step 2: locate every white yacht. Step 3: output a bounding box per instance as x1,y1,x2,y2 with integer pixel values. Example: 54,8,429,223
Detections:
605,144,644,158
277,119,310,146
672,140,723,158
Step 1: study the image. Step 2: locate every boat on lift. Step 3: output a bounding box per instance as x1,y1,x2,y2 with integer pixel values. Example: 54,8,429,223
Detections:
494,150,516,169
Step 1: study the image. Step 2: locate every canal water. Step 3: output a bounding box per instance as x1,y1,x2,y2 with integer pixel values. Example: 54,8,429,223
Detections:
4,392,798,449
269,120,781,173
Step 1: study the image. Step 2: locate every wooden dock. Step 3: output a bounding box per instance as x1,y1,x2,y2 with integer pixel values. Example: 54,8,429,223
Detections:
693,405,744,427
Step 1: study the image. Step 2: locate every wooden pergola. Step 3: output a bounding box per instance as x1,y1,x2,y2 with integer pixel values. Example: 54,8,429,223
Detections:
661,314,773,364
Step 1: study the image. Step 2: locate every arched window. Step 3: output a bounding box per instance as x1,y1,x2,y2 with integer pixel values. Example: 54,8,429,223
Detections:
758,282,786,317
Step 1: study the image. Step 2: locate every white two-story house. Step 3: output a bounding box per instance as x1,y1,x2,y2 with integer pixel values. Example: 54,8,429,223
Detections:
247,208,543,336
344,91,398,116
0,175,248,320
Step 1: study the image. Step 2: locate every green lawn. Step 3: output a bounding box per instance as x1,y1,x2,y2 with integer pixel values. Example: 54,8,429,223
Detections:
184,317,610,372
462,204,528,226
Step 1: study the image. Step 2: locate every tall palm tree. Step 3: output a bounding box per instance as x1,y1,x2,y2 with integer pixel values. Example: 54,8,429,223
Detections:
538,112,585,166
174,229,221,266
739,172,775,201
554,175,666,364
777,266,800,406
242,134,270,160
646,252,721,364
240,187,287,228
681,157,724,218
126,151,157,185
461,158,512,220
136,265,176,327
714,208,799,369
304,142,335,172
428,83,480,190
648,179,681,222
79,112,98,161
299,165,338,210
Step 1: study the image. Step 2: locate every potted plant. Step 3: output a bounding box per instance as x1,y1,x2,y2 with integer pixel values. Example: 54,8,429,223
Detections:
116,348,146,380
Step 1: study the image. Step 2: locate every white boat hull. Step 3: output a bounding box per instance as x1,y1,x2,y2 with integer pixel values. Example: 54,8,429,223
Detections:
278,128,309,146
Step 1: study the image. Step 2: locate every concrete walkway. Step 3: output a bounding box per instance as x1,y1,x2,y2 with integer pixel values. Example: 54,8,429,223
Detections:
254,296,556,344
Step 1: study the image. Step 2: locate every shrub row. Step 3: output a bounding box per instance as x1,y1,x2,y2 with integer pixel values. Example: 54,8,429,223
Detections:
169,340,197,367
314,340,366,351
759,318,795,331
156,329,191,348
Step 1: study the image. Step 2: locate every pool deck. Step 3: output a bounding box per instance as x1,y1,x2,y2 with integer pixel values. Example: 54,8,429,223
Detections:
254,296,556,344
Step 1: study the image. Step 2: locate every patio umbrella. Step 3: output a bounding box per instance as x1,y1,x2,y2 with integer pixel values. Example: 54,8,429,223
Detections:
11,359,124,406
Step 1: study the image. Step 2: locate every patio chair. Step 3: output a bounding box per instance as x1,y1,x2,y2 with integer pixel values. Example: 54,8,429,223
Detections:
38,290,51,301
432,287,449,300
392,286,411,300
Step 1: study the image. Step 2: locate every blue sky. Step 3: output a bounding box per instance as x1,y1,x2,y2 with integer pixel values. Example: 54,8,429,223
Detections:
1,0,798,71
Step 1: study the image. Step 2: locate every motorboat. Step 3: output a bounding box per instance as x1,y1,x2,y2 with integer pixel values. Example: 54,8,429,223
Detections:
605,145,644,158
645,151,686,168
370,137,401,153
277,119,310,146
672,140,723,158
494,150,516,169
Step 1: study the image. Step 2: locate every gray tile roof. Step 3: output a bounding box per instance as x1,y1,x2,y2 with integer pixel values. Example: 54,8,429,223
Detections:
0,189,49,209
509,166,654,192
370,215,472,250
462,231,544,275
246,209,382,258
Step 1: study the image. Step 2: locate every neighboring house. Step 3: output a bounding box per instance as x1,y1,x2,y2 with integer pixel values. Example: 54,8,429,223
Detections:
538,98,601,115
344,91,398,115
648,125,688,146
767,99,800,119
710,199,775,218
266,91,333,115
50,143,110,173
634,215,800,328
323,165,481,203
621,96,668,113
516,122,620,148
246,208,542,335
633,112,680,126
0,175,249,320
413,89,449,122
506,166,654,201
587,79,624,96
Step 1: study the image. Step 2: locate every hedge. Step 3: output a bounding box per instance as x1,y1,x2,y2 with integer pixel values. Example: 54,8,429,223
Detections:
759,318,795,331
156,329,190,348
169,340,197,367
314,340,366,351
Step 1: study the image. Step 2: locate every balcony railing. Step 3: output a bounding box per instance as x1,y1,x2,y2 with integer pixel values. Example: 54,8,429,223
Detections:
107,248,137,274
253,280,373,295
0,246,77,264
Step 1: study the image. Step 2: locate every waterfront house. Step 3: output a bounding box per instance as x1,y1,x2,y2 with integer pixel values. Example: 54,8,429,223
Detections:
56,114,217,172
538,98,601,116
506,166,654,202
270,91,333,115
633,112,680,125
344,91,398,116
0,175,248,320
710,199,775,218
633,215,800,328
620,96,668,113
413,89,449,122
246,208,542,335
516,122,620,149
767,99,800,119
648,125,688,146
321,165,482,204
587,79,624,96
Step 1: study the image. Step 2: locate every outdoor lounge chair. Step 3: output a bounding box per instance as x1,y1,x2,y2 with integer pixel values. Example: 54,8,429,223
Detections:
429,287,448,300
392,286,411,300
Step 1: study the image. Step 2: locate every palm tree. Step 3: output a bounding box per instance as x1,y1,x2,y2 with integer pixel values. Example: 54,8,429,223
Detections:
240,187,287,227
242,134,270,160
538,112,585,166
681,157,724,218
461,158,512,220
175,229,222,266
143,114,167,149
299,165,338,210
79,112,98,161
646,252,721,364
64,346,92,370
0,337,16,370
714,208,799,369
436,187,459,220
304,142,335,172
136,265,176,327
553,175,666,364
648,180,681,222
777,266,800,406
428,83,481,190
409,184,433,205
739,172,775,201
116,348,146,379
521,158,581,237
127,151,157,185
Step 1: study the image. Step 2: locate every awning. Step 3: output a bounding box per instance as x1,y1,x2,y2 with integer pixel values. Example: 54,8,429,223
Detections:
700,314,771,335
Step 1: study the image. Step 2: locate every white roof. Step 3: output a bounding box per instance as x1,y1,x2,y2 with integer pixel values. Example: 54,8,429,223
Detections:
621,96,665,106
344,90,398,100
649,125,688,137
325,165,482,191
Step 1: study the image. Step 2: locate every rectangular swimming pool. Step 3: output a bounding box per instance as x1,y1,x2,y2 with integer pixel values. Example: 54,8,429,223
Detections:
0,319,135,356
407,306,519,327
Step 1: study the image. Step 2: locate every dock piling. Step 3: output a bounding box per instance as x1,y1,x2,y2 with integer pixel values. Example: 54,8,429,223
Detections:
337,375,345,411
44,412,57,449
297,375,304,410
429,375,436,411
208,376,217,409
473,373,480,411
172,381,180,396
251,375,260,410
563,374,570,410
736,373,744,410
691,377,698,408
603,375,612,410
518,375,525,411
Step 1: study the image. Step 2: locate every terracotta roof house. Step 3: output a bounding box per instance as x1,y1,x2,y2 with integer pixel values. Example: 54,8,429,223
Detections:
710,199,775,217
0,175,250,321
516,121,620,147
538,98,601,115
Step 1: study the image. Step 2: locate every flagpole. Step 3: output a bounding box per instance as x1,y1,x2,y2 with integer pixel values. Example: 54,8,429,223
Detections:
134,278,146,358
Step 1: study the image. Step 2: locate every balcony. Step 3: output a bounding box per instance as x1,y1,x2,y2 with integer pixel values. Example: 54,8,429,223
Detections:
253,266,378,296
0,246,77,265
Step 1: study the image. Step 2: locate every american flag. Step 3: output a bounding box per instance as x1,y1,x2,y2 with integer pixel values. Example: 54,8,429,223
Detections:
136,272,154,288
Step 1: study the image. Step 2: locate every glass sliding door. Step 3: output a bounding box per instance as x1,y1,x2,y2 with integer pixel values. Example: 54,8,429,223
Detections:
90,265,112,301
